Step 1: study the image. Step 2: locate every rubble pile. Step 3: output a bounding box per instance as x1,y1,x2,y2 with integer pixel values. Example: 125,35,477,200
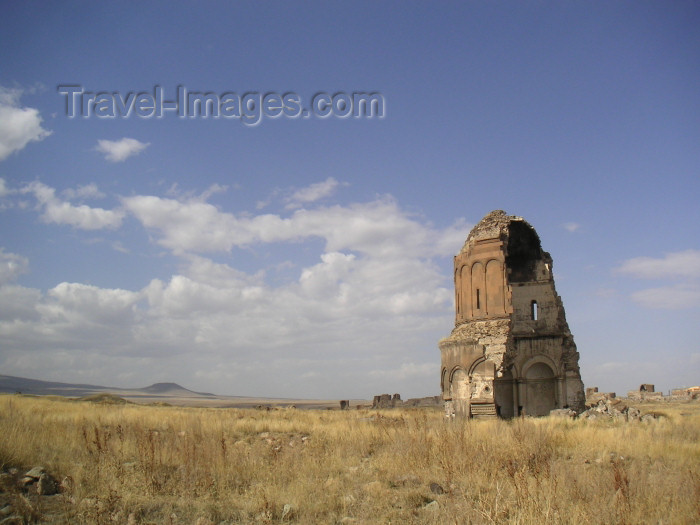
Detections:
578,399,659,422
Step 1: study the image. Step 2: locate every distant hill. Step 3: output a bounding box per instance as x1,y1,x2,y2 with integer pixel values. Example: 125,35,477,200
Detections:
0,374,215,398
0,374,364,410
139,382,215,397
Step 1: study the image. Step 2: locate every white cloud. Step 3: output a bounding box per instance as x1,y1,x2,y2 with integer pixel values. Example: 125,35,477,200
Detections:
0,248,29,284
286,177,342,209
0,86,52,161
0,181,473,397
616,250,700,310
369,362,436,380
45,282,140,323
630,285,700,310
0,246,451,397
61,183,105,200
563,222,580,233
594,287,618,299
22,181,124,230
95,137,149,162
111,241,130,254
0,186,460,397
617,250,700,280
199,183,228,201
123,193,465,259
0,284,41,321
0,178,11,197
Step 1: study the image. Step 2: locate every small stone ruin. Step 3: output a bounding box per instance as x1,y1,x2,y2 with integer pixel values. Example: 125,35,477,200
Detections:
372,393,402,409
627,383,663,400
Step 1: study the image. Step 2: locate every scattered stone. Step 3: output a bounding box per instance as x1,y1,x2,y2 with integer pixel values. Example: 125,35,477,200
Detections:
429,482,445,495
281,503,294,520
37,473,58,495
423,500,439,511
550,408,577,418
586,392,617,404
21,477,35,487
392,474,421,487
579,399,649,422
59,476,73,493
24,467,45,480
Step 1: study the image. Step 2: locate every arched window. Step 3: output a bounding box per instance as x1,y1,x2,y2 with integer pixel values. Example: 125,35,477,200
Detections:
531,300,538,321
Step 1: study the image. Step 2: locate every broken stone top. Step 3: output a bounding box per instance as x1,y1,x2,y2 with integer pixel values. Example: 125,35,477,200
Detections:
460,210,540,254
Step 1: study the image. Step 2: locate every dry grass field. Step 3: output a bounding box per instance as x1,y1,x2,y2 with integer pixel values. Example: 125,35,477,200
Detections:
0,394,698,524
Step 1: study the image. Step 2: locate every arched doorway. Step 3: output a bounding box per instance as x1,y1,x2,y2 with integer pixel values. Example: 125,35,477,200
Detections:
524,362,556,416
494,369,515,418
450,369,469,418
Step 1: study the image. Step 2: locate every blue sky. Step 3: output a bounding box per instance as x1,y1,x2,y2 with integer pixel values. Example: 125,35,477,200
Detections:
0,1,698,398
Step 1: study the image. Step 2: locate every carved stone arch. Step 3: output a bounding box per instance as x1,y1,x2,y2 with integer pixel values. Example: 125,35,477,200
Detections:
494,367,515,418
521,354,560,378
460,264,471,318
467,358,496,401
467,356,487,376
449,365,466,383
485,258,505,316
510,361,522,380
522,357,558,416
471,261,485,317
449,367,470,418
454,267,461,318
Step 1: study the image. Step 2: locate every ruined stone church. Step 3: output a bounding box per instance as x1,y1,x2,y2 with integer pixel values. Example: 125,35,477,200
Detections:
439,210,585,418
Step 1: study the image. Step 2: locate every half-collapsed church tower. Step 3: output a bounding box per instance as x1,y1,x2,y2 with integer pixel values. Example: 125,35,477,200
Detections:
439,210,585,418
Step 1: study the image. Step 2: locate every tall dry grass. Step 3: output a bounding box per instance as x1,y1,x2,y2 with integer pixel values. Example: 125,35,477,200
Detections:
0,394,698,524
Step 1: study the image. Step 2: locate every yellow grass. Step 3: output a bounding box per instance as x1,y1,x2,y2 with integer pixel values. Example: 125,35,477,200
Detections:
0,394,698,524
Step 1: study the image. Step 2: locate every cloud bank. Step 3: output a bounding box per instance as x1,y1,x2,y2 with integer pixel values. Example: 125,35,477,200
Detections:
0,86,51,161
0,178,467,398
95,138,149,162
617,250,700,309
